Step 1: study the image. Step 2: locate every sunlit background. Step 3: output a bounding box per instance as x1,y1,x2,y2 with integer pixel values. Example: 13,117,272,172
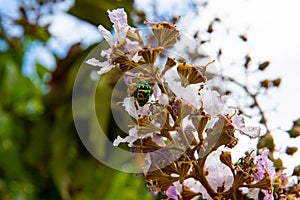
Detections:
0,0,299,199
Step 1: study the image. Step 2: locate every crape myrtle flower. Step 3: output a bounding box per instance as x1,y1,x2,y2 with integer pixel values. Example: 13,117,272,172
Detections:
253,149,275,200
86,8,142,75
87,8,277,200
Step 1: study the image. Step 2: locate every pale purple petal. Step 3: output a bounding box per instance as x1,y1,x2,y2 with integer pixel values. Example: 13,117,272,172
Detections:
123,72,141,85
86,58,105,67
231,114,245,129
97,61,114,75
253,149,275,182
100,48,112,59
184,124,196,134
107,8,128,26
98,25,114,47
166,186,178,200
150,187,158,196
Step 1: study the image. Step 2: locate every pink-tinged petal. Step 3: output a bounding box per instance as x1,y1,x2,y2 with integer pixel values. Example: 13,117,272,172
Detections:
124,38,141,59
262,189,274,200
98,25,114,47
166,186,178,200
143,20,157,27
100,48,112,59
108,8,127,26
123,97,138,119
239,126,260,139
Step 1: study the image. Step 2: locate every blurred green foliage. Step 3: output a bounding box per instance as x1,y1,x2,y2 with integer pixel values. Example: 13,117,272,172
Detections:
0,0,153,199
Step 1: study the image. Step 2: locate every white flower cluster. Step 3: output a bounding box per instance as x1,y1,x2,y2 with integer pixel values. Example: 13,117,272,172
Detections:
86,8,275,200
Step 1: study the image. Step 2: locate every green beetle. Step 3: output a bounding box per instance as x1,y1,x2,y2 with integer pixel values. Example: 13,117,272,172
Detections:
135,80,151,107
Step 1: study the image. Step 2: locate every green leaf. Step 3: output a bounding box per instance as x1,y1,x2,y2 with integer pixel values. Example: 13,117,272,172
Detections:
69,0,134,27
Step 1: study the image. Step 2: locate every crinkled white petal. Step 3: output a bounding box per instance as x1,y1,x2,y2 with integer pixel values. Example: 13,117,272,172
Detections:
205,151,234,192
96,61,114,75
182,178,210,200
239,126,261,139
124,38,141,59
137,103,150,116
128,126,138,137
159,93,169,105
152,83,161,99
167,81,202,109
113,126,139,147
113,23,129,42
113,135,138,146
98,25,114,47
86,58,105,67
86,58,114,75
231,114,245,129
201,89,225,116
123,97,138,119
248,188,260,199
100,48,112,59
